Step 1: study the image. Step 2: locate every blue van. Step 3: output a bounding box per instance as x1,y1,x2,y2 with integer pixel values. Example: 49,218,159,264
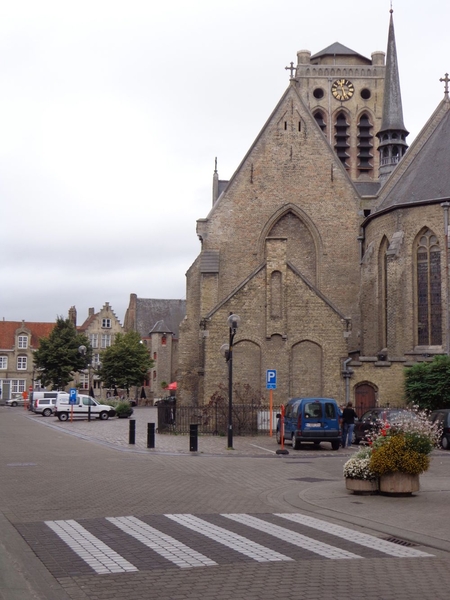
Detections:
276,397,341,450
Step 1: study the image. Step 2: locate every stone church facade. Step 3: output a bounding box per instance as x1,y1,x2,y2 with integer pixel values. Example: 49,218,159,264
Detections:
178,11,450,412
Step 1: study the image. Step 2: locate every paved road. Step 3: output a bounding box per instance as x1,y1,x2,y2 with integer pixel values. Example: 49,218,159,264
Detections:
2,406,450,599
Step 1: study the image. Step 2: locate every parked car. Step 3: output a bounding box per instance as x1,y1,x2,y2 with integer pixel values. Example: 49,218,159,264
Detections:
430,409,450,449
33,395,69,417
353,408,416,444
29,391,68,415
5,394,25,407
276,397,341,450
54,394,116,421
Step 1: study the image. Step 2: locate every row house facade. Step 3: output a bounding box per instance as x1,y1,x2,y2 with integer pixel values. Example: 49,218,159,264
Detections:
0,320,55,400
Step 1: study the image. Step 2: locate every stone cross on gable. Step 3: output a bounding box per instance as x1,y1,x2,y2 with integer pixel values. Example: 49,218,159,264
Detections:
285,62,296,78
440,73,450,97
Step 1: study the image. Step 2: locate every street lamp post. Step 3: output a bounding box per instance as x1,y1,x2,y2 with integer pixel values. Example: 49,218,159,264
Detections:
220,313,241,449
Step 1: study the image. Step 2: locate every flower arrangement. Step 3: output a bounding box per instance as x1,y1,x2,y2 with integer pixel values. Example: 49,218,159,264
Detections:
343,447,377,481
367,406,441,477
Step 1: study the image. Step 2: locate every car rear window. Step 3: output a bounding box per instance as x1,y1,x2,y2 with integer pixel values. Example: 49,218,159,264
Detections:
304,402,323,419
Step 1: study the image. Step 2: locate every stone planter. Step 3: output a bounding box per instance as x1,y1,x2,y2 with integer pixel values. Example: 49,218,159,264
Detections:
345,478,379,494
379,472,420,496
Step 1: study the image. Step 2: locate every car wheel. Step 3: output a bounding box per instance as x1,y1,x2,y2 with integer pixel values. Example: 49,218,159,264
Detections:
292,433,301,450
42,408,52,417
442,436,449,450
276,429,282,444
331,440,340,451
99,411,109,420
58,413,69,422
11,401,18,407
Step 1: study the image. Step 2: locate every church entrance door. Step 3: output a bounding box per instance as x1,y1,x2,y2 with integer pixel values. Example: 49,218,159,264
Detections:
354,383,376,417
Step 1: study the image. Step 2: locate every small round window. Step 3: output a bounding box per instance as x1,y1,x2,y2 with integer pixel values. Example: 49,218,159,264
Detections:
360,88,371,100
313,88,324,99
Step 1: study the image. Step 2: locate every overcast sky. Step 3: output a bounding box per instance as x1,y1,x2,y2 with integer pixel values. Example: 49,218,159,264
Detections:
2,0,450,326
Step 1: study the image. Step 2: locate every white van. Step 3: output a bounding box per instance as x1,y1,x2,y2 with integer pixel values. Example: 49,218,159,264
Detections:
54,394,116,421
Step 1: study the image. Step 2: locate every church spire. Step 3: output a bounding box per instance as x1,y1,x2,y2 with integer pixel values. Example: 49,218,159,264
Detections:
377,8,409,183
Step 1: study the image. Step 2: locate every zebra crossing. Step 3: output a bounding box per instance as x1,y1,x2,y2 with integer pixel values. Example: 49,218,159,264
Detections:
17,512,434,578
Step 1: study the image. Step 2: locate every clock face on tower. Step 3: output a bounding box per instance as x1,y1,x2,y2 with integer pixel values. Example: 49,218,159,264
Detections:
331,79,355,101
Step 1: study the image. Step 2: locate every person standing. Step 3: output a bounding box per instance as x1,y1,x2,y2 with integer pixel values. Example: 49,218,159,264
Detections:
341,402,358,448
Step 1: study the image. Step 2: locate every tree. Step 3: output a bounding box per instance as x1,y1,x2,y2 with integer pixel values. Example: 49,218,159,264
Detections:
404,355,450,410
96,331,153,396
33,317,91,390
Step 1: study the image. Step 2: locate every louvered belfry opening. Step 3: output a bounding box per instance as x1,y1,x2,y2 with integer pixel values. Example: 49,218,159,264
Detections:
357,112,373,174
334,111,350,169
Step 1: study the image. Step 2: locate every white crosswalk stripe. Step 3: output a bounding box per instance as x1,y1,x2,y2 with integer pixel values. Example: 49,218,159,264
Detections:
43,512,434,575
166,513,293,563
223,514,362,559
45,519,138,574
275,513,434,558
107,516,217,568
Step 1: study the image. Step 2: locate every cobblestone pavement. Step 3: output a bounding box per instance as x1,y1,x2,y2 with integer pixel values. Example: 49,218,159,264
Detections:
2,406,450,600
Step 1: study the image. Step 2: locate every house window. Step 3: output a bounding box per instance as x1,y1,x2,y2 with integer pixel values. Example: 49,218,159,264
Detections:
153,371,156,380
101,334,112,348
0,356,7,369
153,352,157,360
12,379,26,393
90,333,98,348
417,229,442,346
102,318,111,328
92,353,100,366
80,373,89,390
161,335,167,346
17,356,27,370
18,335,28,349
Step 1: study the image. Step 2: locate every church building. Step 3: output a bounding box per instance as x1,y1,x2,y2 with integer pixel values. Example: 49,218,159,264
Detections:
177,10,450,412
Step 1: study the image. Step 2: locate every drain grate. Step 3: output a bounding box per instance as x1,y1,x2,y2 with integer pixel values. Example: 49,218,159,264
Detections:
289,477,333,482
383,536,418,547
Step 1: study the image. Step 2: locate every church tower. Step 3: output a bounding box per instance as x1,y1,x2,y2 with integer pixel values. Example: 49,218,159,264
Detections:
293,41,386,184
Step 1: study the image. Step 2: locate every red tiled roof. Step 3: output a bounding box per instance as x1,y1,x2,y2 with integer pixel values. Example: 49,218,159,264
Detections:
0,321,55,349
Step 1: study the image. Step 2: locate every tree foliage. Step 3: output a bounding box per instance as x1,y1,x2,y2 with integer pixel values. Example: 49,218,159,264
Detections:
404,355,450,410
33,317,91,390
96,331,153,395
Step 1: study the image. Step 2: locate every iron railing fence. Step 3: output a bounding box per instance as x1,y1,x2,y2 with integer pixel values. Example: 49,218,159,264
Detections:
157,399,278,436
156,400,403,435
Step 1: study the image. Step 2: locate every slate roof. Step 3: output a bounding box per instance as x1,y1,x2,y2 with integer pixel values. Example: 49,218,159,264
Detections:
311,42,371,63
135,299,186,338
379,12,408,134
376,100,450,211
0,321,55,349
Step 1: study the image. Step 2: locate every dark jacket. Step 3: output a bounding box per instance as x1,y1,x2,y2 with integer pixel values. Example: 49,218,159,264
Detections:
342,407,357,425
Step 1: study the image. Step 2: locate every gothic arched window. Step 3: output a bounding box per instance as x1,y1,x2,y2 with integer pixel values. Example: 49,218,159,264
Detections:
417,230,442,346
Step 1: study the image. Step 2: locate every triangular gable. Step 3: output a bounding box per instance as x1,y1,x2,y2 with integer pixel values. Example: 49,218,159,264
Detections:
206,82,359,218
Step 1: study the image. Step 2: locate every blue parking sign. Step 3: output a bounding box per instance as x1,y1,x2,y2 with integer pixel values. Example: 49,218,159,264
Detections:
266,369,277,389
69,388,77,405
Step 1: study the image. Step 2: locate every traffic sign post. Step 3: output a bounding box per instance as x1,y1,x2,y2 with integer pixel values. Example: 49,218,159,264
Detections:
69,388,77,422
266,370,277,436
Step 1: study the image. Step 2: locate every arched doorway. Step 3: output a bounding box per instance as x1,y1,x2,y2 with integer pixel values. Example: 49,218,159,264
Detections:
354,383,376,417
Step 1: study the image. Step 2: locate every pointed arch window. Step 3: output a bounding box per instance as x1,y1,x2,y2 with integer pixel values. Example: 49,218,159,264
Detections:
417,230,442,346
334,111,350,169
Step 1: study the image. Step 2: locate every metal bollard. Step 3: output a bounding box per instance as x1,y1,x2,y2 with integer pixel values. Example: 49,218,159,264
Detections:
129,419,136,445
88,404,91,422
147,423,155,448
189,423,198,452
